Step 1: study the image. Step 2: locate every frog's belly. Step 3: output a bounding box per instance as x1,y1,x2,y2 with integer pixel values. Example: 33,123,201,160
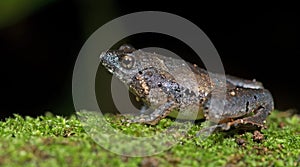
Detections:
168,108,205,120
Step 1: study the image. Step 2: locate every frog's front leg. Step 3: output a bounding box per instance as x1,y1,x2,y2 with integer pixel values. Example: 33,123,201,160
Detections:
204,88,274,132
125,101,178,125
125,67,182,125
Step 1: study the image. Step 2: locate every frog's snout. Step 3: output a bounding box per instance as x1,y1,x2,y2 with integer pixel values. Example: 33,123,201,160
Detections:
99,50,110,63
99,51,108,67
99,51,119,73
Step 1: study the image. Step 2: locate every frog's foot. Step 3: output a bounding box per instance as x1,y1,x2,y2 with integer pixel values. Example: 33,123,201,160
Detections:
124,101,176,125
200,107,271,136
197,118,264,136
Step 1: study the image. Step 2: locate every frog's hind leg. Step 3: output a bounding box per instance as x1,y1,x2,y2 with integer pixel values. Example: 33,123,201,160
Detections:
125,101,177,125
203,88,274,132
226,89,273,131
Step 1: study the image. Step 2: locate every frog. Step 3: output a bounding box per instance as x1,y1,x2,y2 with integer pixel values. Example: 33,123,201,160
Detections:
99,44,274,132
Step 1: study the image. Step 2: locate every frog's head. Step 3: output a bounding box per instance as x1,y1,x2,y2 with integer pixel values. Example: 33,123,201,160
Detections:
99,44,139,84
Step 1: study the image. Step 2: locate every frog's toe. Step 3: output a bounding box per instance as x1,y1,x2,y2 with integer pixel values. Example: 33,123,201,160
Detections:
124,114,161,125
196,123,228,136
125,101,176,125
217,118,266,133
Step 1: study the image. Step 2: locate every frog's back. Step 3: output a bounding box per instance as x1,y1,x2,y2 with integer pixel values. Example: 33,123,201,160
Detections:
133,50,214,97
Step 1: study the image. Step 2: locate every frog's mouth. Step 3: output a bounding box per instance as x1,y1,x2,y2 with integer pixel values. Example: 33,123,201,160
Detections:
99,51,118,73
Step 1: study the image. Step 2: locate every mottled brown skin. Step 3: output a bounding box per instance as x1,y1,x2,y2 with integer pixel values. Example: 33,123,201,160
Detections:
99,44,274,132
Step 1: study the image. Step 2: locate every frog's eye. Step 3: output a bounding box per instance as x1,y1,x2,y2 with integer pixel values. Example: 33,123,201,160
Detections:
118,44,135,53
121,55,135,69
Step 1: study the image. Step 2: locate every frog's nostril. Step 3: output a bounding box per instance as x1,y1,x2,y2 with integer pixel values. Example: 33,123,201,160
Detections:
99,52,107,62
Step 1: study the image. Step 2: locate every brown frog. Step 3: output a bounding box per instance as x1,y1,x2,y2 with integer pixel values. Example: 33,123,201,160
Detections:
99,44,274,132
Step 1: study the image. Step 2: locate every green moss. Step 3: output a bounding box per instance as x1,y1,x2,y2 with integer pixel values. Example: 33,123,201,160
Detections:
0,111,299,166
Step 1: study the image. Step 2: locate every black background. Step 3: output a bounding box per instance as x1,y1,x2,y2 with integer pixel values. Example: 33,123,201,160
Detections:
1,1,299,119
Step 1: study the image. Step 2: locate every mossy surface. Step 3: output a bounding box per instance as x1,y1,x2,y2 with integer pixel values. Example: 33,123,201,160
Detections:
0,111,299,167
